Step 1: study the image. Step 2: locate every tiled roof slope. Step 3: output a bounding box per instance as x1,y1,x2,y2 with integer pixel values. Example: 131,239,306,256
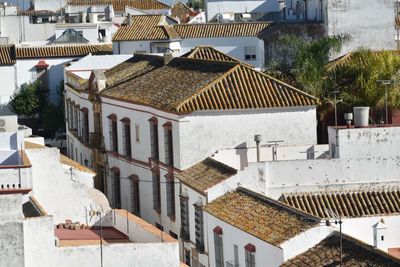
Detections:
181,46,242,63
113,20,270,41
104,54,164,87
204,187,320,246
281,189,400,218
16,44,112,59
67,0,169,11
101,57,233,110
281,232,400,266
173,22,270,38
0,45,16,65
100,56,318,113
112,15,179,41
176,158,237,194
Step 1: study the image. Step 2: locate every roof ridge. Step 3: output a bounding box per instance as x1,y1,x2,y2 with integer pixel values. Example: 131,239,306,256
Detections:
174,21,270,26
173,63,241,112
205,157,238,173
238,187,322,222
241,64,319,102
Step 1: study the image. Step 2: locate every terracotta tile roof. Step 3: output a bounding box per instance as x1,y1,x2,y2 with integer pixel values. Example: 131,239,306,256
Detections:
66,0,169,11
112,15,179,41
181,46,243,64
173,22,270,38
281,231,400,266
16,44,112,59
104,54,164,86
204,187,320,246
0,45,16,65
100,56,318,113
176,158,237,194
280,189,400,219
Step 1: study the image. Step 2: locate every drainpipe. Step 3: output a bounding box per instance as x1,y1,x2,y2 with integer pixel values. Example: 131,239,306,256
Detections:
254,135,262,162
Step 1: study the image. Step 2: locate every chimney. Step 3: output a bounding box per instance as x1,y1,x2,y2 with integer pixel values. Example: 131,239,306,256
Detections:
254,134,262,162
164,52,174,65
373,218,388,251
126,13,132,26
344,112,353,128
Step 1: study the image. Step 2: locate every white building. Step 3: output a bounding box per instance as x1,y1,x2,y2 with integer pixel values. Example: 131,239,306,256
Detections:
0,43,112,108
112,14,271,69
64,53,132,190
0,114,180,267
205,0,397,56
64,47,318,260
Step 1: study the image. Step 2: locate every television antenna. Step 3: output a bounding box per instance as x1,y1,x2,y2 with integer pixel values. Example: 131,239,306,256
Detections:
86,205,105,267
324,208,343,267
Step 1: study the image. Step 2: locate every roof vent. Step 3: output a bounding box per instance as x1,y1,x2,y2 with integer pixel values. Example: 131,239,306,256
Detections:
353,107,369,127
126,13,132,26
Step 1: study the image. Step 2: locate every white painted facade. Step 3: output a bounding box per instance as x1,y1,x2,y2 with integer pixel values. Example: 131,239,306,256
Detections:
205,204,333,267
327,0,396,56
0,65,17,106
178,107,317,169
114,37,266,68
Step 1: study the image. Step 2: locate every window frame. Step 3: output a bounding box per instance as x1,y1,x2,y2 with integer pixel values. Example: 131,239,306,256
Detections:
163,122,174,166
213,226,224,267
166,171,175,221
108,114,118,153
180,192,190,241
152,168,161,213
194,200,205,253
244,243,256,267
149,117,159,160
121,117,131,158
129,175,140,216
110,167,121,209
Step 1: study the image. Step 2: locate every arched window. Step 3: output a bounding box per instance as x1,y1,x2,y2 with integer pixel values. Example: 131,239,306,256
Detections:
213,226,224,267
121,117,131,157
149,117,159,160
107,114,118,153
110,167,121,208
129,175,140,216
244,243,256,267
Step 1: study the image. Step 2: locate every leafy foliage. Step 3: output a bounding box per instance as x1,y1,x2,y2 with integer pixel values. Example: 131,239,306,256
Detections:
9,81,41,118
187,0,204,10
42,81,65,137
265,34,347,97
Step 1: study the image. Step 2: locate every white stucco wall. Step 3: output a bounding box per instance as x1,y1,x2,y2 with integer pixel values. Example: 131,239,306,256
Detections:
205,0,280,21
0,65,16,105
178,107,317,170
180,37,265,68
212,144,329,170
0,15,56,44
327,0,396,55
16,57,75,103
239,156,400,199
26,147,108,224
205,211,284,267
113,40,153,54
328,126,400,159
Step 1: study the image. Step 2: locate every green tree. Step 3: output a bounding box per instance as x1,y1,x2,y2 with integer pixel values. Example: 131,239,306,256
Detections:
42,81,65,137
9,81,41,118
265,34,348,97
326,49,400,121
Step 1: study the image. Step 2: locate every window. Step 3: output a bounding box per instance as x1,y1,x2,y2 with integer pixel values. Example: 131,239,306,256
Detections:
149,117,159,160
111,167,121,208
244,243,256,267
381,235,385,241
180,191,190,240
135,123,140,143
166,172,175,220
155,223,164,230
194,200,204,252
184,249,191,266
65,98,70,122
213,227,224,267
121,118,131,157
244,47,256,61
75,105,80,132
163,122,173,166
152,171,161,213
81,108,89,143
108,114,118,153
233,244,239,267
129,175,140,216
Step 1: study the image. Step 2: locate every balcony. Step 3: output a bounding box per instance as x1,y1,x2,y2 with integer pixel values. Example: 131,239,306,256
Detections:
89,132,103,149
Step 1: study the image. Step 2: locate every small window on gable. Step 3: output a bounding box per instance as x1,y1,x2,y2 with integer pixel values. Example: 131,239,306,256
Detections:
135,123,140,143
244,47,256,61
